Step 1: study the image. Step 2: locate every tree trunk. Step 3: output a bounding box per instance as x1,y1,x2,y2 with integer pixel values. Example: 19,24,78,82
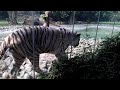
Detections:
69,14,73,25
44,11,50,27
7,11,18,25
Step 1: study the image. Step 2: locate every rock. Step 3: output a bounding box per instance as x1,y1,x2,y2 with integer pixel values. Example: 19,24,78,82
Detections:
25,66,32,72
4,57,13,66
24,63,33,72
25,64,32,69
20,65,25,70
8,64,13,71
2,72,9,79
10,60,15,65
2,72,12,79
17,76,23,79
23,73,31,79
0,71,3,75
30,71,39,78
39,53,57,73
39,53,57,61
19,70,25,77
24,59,32,65
1,64,7,71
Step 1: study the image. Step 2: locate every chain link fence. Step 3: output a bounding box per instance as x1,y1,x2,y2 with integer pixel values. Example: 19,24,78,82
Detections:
0,11,120,79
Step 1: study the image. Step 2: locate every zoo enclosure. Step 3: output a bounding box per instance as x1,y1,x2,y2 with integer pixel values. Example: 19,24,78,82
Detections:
0,11,120,61
0,11,120,79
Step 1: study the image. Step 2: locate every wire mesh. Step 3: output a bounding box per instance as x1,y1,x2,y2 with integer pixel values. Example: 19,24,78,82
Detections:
14,11,120,79
69,11,76,59
93,11,101,52
0,11,119,79
111,15,116,38
32,11,35,79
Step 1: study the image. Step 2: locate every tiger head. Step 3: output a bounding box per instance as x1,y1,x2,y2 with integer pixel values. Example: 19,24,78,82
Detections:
71,33,81,47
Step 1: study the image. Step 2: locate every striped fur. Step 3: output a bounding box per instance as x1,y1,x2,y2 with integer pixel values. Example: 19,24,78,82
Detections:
0,26,80,78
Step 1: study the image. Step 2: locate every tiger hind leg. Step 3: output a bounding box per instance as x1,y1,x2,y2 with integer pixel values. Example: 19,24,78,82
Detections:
10,50,26,79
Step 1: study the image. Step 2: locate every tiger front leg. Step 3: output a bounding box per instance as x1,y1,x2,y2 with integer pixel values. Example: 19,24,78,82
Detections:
55,51,67,60
28,58,42,74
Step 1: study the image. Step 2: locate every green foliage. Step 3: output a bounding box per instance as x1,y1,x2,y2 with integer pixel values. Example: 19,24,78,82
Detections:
0,20,9,26
100,11,114,21
51,11,72,22
77,11,98,22
0,11,120,23
50,11,116,23
96,32,120,58
39,32,120,79
78,28,120,39
0,11,8,20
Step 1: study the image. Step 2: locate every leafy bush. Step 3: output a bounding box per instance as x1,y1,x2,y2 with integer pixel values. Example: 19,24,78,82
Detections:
0,11,8,20
39,32,120,79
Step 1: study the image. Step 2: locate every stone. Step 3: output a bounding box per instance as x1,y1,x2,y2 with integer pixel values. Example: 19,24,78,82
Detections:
23,73,31,79
19,70,25,77
17,76,23,79
8,66,13,71
30,71,39,78
1,64,8,71
12,60,15,65
2,72,12,79
25,64,32,69
4,57,13,66
25,59,32,65
20,65,25,70
39,53,58,73
25,66,32,72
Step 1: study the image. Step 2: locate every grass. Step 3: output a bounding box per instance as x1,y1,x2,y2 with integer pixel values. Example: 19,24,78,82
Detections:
78,28,120,39
0,20,9,26
0,20,23,26
0,20,120,26
99,22,120,26
0,20,120,39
